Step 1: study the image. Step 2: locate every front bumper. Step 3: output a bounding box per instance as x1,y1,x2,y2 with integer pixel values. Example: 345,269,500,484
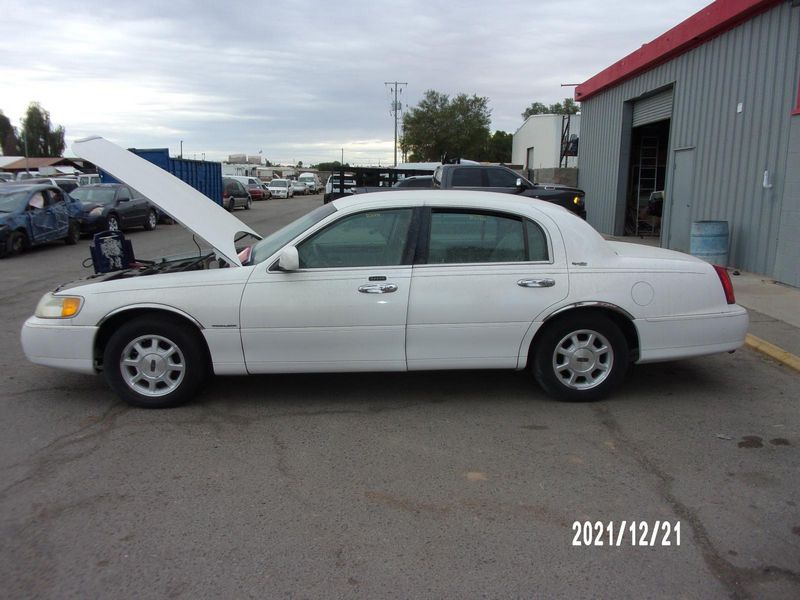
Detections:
80,215,109,233
21,316,98,374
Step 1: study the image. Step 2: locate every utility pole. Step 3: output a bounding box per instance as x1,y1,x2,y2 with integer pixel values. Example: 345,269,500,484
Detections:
180,140,183,159
384,81,407,167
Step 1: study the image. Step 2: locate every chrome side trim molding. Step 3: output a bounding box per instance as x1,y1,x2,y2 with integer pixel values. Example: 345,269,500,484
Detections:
544,301,635,323
97,304,205,329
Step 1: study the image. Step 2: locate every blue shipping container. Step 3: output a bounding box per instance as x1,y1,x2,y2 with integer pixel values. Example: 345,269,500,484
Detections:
99,148,223,206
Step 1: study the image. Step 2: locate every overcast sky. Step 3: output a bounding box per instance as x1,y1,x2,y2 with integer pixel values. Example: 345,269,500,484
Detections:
1,0,709,166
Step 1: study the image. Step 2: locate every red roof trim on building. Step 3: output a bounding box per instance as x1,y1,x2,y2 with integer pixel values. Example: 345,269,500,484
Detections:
575,0,783,102
793,78,800,116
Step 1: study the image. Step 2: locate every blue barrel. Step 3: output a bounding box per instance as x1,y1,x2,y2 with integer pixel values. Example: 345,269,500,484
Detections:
690,220,729,265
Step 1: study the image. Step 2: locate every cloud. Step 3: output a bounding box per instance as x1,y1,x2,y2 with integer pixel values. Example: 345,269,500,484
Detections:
0,0,709,164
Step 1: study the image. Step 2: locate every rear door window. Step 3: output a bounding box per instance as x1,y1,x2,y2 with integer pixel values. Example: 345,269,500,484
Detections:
450,168,483,187
426,210,550,264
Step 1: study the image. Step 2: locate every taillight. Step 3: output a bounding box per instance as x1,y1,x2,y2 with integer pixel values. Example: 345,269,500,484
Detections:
713,265,735,304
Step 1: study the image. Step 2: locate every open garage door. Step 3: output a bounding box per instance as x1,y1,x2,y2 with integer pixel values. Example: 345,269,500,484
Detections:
632,89,673,127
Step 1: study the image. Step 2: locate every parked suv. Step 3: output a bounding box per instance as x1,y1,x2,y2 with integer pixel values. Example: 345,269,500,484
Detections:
297,172,321,193
267,178,293,199
222,177,252,211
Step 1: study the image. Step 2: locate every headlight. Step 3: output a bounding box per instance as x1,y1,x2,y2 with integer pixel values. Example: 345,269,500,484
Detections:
89,207,103,216
573,195,584,206
35,293,84,318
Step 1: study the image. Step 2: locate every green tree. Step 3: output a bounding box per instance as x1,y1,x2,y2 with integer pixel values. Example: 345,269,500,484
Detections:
521,102,549,119
485,130,513,163
0,110,21,155
313,161,350,171
400,90,492,161
521,97,579,120
19,102,65,157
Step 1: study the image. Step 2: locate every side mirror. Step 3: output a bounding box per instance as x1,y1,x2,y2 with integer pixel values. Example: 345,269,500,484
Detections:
515,177,525,188
277,246,299,271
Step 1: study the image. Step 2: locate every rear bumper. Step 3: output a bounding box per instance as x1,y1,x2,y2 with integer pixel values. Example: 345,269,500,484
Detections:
21,316,98,375
636,306,749,363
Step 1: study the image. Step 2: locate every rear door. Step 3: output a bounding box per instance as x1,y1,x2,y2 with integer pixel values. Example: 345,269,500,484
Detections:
406,207,568,369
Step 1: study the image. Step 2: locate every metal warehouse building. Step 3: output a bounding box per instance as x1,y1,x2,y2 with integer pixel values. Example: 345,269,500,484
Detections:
575,0,800,287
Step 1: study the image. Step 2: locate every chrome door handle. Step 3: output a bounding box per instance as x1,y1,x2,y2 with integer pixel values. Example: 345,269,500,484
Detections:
517,278,555,288
358,283,398,294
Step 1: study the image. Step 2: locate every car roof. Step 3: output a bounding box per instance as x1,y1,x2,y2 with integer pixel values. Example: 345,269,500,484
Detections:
331,189,614,262
0,182,60,193
77,183,124,189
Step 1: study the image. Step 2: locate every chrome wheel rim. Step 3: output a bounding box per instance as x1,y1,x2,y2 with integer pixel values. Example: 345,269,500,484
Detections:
107,217,119,231
119,334,185,397
552,329,614,390
148,211,157,228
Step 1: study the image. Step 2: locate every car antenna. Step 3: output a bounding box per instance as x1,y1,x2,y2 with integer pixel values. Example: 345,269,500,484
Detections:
192,234,201,257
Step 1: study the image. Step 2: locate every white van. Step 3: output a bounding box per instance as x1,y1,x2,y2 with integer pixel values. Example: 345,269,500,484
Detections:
297,172,321,193
78,174,101,186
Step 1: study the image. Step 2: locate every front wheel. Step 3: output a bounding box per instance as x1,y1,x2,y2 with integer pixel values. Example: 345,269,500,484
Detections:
6,231,26,256
103,316,208,408
144,209,157,231
106,214,120,232
532,313,628,402
245,197,252,210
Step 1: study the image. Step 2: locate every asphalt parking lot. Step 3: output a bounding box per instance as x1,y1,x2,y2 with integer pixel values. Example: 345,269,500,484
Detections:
1,194,798,599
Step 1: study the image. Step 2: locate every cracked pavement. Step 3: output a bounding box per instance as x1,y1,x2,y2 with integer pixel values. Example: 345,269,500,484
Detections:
1,195,798,599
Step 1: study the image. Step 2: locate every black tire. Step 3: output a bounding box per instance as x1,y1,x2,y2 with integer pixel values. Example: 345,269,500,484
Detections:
64,220,80,245
532,312,628,402
103,315,208,408
245,197,252,210
106,214,120,232
7,230,26,256
143,209,157,231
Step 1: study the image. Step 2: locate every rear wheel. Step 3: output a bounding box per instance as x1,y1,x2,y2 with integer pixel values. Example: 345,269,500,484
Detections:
103,316,208,408
106,214,120,232
144,209,157,231
64,220,80,244
532,313,628,402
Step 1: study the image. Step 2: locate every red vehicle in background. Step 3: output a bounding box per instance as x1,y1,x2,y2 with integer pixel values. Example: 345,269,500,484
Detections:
229,176,269,201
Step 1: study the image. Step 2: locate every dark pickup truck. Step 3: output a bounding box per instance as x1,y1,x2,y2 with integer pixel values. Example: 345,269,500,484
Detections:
432,164,586,218
352,164,586,218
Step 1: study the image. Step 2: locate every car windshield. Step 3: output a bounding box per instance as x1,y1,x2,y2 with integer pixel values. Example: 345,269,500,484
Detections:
248,203,337,265
0,190,28,212
269,180,287,188
70,187,117,204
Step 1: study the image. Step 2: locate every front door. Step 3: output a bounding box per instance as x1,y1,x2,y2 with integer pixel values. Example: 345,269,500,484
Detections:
406,208,569,370
666,148,695,252
240,208,416,372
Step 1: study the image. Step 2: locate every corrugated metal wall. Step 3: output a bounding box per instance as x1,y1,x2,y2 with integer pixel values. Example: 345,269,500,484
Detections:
578,1,800,281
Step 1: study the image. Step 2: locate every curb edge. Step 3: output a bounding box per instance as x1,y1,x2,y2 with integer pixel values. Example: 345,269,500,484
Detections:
745,334,800,373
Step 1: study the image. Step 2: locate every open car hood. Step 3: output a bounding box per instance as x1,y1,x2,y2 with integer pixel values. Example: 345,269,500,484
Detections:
72,136,260,266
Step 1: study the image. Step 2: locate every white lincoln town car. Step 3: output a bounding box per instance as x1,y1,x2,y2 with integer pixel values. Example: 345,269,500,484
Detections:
21,138,749,408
